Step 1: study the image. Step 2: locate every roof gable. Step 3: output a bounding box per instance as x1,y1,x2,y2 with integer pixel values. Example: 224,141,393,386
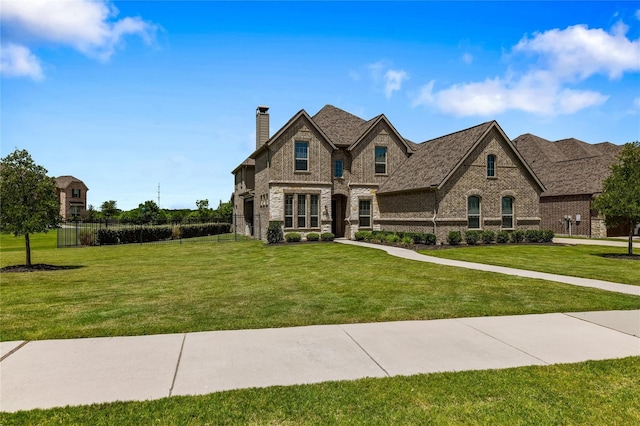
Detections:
378,121,544,194
250,109,336,159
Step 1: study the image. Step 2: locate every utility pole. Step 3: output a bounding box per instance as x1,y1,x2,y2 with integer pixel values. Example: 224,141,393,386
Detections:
157,183,160,207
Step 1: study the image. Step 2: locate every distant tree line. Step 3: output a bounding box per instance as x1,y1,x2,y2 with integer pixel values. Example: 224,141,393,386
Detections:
83,198,233,225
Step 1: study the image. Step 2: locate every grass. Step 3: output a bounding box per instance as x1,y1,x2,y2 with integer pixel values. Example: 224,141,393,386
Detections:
419,244,640,286
1,357,638,424
1,232,639,341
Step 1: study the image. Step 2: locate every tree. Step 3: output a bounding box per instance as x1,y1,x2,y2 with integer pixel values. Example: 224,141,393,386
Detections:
100,200,119,218
195,199,213,221
0,149,60,267
592,141,640,255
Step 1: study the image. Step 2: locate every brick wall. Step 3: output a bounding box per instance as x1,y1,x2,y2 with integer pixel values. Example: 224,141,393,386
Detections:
539,194,593,236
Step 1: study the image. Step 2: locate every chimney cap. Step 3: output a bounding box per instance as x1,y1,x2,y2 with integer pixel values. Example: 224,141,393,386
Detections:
257,106,269,114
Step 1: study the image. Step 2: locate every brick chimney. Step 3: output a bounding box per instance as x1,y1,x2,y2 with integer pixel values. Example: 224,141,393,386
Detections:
256,106,269,149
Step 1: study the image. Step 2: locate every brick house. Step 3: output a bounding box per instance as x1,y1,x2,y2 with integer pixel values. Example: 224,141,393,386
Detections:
514,134,623,237
233,105,544,242
55,176,88,220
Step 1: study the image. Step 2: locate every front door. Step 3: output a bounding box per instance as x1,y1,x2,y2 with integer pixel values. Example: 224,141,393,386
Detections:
331,195,347,237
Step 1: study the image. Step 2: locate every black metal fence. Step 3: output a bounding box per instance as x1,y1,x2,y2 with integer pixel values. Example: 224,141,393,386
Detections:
57,219,248,248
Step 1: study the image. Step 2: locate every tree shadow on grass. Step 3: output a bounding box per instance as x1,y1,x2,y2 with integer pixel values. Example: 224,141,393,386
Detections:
0,264,85,273
595,254,640,261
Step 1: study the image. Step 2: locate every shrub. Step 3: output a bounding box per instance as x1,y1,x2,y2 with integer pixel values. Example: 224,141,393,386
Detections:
321,232,335,241
424,233,437,245
97,229,119,245
542,230,555,243
401,236,413,247
511,230,525,243
447,231,462,245
481,230,495,244
172,225,181,240
79,230,96,246
406,232,424,244
525,229,544,243
354,231,370,241
465,230,481,245
285,232,301,242
306,232,319,241
496,231,510,244
266,221,284,244
385,233,401,244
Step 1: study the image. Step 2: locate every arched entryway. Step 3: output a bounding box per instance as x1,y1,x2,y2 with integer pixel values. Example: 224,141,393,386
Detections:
331,194,347,237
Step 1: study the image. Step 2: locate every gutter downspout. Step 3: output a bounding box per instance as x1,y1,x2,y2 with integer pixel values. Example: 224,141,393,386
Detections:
430,186,438,236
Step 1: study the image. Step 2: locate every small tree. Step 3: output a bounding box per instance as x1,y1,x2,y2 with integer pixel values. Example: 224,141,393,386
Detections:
0,149,60,267
101,200,119,219
592,141,640,255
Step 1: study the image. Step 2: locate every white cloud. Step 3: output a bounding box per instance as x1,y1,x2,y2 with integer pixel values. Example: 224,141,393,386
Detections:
383,69,409,99
0,43,44,80
514,23,640,80
367,61,409,99
0,0,156,79
414,22,636,116
462,53,473,64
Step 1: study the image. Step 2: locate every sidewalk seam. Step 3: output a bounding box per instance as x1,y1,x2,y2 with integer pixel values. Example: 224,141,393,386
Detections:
0,341,29,362
455,319,550,366
339,326,390,377
169,334,187,396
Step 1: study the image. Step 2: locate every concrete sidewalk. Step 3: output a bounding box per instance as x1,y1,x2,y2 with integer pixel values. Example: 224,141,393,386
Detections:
1,310,639,413
336,239,640,296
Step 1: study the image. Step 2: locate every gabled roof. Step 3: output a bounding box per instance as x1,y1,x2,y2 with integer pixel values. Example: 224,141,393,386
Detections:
56,176,87,190
312,105,414,153
250,109,337,159
231,157,255,174
311,105,369,147
513,133,622,197
378,121,543,194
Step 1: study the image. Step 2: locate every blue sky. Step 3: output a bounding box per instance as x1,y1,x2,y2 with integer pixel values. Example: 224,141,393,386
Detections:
2,1,639,211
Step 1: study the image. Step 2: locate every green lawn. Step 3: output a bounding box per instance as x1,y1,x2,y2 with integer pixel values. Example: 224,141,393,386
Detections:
419,244,640,286
1,232,639,341
1,357,638,424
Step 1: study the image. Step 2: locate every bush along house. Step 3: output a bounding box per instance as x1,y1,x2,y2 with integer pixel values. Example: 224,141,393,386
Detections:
233,105,545,243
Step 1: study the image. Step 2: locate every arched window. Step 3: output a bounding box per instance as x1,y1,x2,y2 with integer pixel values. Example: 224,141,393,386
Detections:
468,196,481,229
487,154,496,177
502,196,514,229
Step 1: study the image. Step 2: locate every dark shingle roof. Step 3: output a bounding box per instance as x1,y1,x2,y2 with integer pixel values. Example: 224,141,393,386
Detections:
56,176,87,189
514,134,622,197
312,105,369,147
378,121,495,194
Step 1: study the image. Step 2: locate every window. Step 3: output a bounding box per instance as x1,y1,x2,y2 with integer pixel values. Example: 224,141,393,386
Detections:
468,196,481,229
502,197,514,229
71,205,80,218
295,141,308,171
487,155,496,177
375,146,387,174
284,193,321,229
297,195,306,228
334,160,343,178
72,188,81,198
285,195,294,228
359,199,371,228
310,195,319,228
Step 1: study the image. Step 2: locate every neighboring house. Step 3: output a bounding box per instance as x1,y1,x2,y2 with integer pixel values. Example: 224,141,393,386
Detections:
514,134,623,237
233,105,544,242
55,176,88,220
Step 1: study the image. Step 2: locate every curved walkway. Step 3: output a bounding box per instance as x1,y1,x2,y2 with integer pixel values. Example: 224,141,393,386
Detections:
336,239,640,296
